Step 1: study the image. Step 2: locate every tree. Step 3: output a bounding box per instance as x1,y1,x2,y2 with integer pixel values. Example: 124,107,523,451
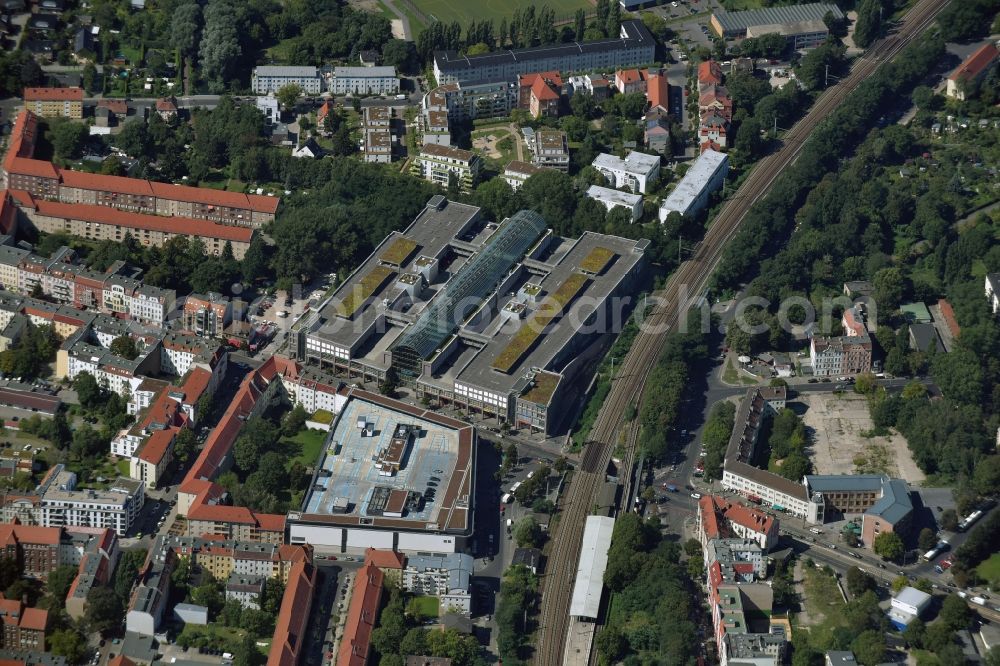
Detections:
684,538,702,558
82,62,97,94
853,0,883,48
73,372,103,409
49,629,88,663
49,120,88,161
282,403,308,437
382,39,416,74
171,2,203,57
191,579,225,617
940,509,959,532
853,372,877,395
845,566,875,597
233,633,265,666
112,551,144,602
172,427,199,464
917,528,937,553
902,617,925,649
872,267,905,313
199,1,242,91
276,84,303,110
513,516,542,548
851,630,886,666
110,335,140,360
595,624,626,662
734,117,764,160
939,593,972,631
890,575,908,594
85,585,124,634
873,531,904,561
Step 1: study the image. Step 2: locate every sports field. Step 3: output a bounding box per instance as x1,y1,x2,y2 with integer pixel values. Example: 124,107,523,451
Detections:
409,0,594,29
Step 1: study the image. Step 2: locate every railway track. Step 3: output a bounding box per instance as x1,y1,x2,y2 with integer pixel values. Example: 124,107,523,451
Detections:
534,1,950,663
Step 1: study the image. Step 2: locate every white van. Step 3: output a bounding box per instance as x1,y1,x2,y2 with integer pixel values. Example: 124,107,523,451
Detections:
809,528,822,535
501,493,513,504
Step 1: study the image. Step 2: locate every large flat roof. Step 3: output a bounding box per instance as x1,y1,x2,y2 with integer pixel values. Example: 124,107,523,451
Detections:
660,149,728,217
451,232,646,396
305,197,482,353
293,389,474,534
569,515,615,618
712,3,843,33
435,20,654,73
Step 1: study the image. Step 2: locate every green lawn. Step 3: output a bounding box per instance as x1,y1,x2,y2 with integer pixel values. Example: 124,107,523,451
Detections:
179,624,268,655
283,428,328,467
976,552,1000,588
409,595,440,617
117,459,131,476
409,0,591,28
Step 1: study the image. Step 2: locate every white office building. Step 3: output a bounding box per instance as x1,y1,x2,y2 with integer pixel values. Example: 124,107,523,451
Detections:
256,94,280,124
592,151,661,194
586,185,643,222
330,66,400,95
251,66,323,95
658,149,729,221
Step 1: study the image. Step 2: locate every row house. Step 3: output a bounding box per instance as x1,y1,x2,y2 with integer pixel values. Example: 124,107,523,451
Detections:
64,528,120,621
809,334,873,377
615,68,647,95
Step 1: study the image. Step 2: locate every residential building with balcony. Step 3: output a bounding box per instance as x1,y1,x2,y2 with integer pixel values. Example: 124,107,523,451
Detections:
410,145,483,193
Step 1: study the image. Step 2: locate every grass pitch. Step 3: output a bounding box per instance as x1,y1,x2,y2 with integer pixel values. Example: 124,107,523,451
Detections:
409,0,594,29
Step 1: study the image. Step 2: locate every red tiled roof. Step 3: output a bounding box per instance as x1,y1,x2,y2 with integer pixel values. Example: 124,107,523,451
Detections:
180,367,213,405
698,60,723,86
23,87,83,102
19,606,47,631
109,656,136,666
60,168,155,197
155,97,177,112
647,72,669,113
149,181,279,214
520,71,562,88
97,99,128,114
188,503,256,525
949,43,999,82
365,548,405,570
530,77,559,102
317,101,333,123
617,68,643,85
337,561,384,666
21,196,254,243
936,299,961,338
254,512,286,532
278,544,313,565
268,562,316,666
137,428,175,465
0,521,62,546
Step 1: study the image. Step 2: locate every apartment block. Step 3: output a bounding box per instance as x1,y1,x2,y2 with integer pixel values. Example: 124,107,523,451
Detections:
35,466,144,534
0,523,61,579
401,553,473,615
525,129,570,172
586,185,643,223
434,20,655,85
251,66,323,95
809,334,873,376
503,161,547,191
4,111,279,228
183,292,232,337
130,429,174,490
410,145,483,193
592,151,660,193
22,88,83,119
329,67,399,96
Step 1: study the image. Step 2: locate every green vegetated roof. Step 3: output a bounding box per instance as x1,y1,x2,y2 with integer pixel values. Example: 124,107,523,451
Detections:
336,265,395,319
492,272,589,373
520,371,560,405
580,246,616,275
381,237,419,266
311,409,334,424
